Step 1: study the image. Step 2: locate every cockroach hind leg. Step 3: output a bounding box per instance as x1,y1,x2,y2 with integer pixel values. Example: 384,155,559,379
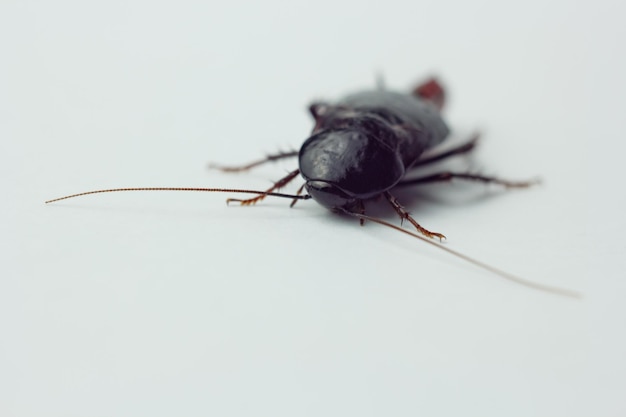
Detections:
384,191,446,241
226,168,301,206
412,133,480,168
397,172,540,189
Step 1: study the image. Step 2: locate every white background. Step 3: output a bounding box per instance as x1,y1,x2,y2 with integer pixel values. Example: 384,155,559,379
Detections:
2,0,625,416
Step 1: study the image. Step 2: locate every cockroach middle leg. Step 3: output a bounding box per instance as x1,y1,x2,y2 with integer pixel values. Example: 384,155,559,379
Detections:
226,168,301,206
397,172,539,188
412,134,479,168
209,150,298,172
384,191,446,241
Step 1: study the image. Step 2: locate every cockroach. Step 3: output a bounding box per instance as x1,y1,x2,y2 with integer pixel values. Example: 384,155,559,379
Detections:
46,77,580,298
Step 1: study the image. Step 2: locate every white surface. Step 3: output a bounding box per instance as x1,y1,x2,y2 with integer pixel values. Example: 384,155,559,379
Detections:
2,0,624,416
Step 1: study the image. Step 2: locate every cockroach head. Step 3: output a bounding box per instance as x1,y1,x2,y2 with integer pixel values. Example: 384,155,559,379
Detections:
298,122,404,211
303,179,360,211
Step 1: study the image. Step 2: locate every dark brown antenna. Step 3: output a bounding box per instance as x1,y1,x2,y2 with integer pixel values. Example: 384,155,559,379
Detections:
45,187,311,204
45,186,580,298
341,210,581,299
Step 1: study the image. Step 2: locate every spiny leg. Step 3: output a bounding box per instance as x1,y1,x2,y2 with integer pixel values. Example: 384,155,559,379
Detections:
289,183,306,208
209,150,298,173
412,134,479,168
227,169,301,206
397,172,539,188
355,199,366,226
384,191,446,241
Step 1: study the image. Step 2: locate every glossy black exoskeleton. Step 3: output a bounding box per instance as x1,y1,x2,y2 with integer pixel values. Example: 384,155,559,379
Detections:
220,78,528,240
46,77,582,297
48,78,531,241
301,88,449,212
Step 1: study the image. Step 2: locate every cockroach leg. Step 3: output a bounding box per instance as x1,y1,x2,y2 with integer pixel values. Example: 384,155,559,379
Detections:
227,169,301,206
209,150,298,172
289,183,306,208
397,172,540,188
412,134,479,168
352,199,367,226
384,191,446,241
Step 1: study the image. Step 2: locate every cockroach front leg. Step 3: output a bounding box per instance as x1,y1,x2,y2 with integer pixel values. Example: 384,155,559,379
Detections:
227,169,301,206
384,191,446,241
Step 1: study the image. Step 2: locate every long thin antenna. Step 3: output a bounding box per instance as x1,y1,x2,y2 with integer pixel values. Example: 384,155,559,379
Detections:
46,187,580,298
45,188,311,204
342,210,581,299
